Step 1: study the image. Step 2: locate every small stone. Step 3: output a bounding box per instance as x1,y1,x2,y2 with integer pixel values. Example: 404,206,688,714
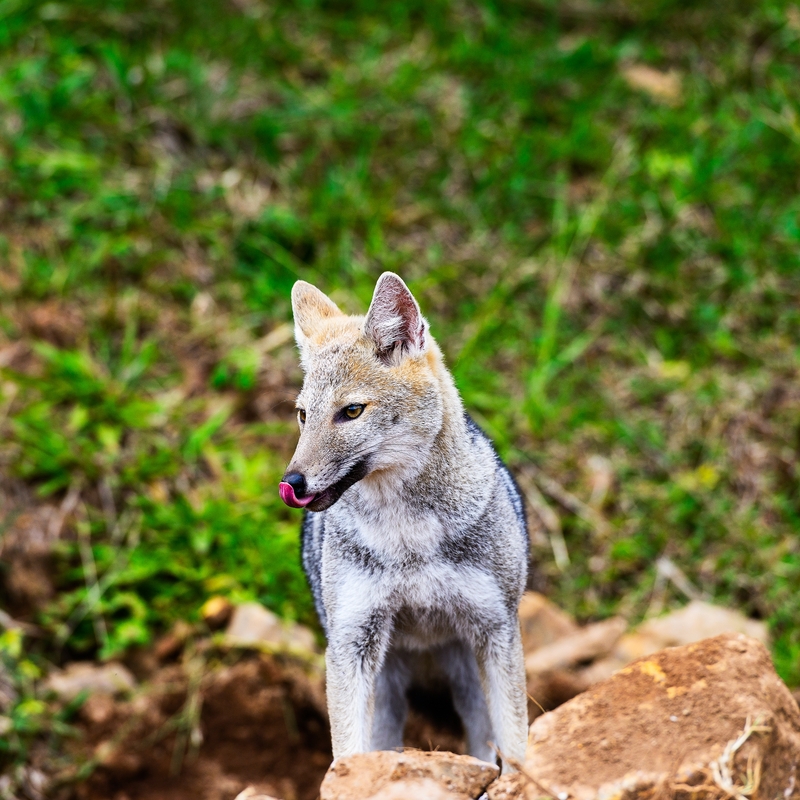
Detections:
225,602,317,654
233,788,282,800
44,661,136,702
80,693,116,725
621,64,682,104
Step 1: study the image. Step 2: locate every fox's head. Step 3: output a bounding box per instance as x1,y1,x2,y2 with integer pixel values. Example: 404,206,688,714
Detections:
279,273,451,511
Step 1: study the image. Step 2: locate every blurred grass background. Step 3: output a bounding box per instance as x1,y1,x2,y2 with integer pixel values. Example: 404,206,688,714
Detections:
1,0,800,770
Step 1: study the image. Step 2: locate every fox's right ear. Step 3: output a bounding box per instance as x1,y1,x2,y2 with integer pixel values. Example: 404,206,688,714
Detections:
364,273,427,366
291,281,343,345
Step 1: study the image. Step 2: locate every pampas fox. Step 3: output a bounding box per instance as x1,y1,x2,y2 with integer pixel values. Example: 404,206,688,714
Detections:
279,273,528,771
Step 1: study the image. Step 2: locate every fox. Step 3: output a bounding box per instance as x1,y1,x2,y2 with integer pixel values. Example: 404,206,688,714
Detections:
278,272,529,772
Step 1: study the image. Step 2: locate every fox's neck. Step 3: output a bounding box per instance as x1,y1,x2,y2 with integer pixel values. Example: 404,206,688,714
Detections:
357,342,490,513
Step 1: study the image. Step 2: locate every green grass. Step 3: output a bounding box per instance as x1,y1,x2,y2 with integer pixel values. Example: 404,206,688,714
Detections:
1,0,800,776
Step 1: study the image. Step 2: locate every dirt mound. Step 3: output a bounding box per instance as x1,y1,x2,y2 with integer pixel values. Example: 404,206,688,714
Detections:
65,651,465,800
66,654,329,800
497,633,800,800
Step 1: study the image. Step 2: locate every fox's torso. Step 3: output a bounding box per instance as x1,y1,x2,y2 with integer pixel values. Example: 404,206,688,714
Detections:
301,412,528,649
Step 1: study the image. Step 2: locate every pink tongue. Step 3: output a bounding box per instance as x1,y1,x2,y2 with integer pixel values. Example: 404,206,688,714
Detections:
279,482,315,508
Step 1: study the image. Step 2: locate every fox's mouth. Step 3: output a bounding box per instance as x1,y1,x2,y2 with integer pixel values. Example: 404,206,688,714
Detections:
278,483,316,508
279,458,371,512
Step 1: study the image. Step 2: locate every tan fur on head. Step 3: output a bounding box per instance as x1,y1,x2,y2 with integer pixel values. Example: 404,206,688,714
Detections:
286,272,460,506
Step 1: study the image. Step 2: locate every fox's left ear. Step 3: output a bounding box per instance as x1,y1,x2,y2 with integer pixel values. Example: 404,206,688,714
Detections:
292,281,343,347
364,273,427,365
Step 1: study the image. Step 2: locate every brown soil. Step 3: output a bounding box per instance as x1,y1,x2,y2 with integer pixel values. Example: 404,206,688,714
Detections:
68,655,329,800
67,651,469,800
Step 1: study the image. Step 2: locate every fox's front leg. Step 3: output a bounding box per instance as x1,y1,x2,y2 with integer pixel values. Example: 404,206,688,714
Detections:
325,608,392,759
476,619,528,773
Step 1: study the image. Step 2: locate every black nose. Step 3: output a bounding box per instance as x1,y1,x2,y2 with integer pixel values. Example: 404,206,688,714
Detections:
283,472,307,497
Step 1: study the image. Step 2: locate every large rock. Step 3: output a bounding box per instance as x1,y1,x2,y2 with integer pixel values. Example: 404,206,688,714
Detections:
524,614,627,716
620,599,768,657
493,633,800,800
577,600,770,686
319,750,499,800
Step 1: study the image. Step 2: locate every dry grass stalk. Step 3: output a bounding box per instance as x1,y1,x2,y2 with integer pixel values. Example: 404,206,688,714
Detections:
671,716,772,800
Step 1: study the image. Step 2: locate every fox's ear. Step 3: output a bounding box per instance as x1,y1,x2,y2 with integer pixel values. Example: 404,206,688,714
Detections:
364,273,426,365
291,281,343,344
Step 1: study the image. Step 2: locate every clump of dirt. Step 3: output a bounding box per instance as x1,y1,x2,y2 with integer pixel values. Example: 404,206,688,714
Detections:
0,480,69,616
65,651,469,800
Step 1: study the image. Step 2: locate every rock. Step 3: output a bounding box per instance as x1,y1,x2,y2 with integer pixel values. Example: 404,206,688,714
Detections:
526,670,587,718
486,774,527,800
365,777,456,799
569,653,627,687
526,600,769,692
234,788,282,800
524,616,626,674
44,661,136,702
224,602,318,654
621,600,769,657
518,592,577,656
511,634,800,800
319,750,499,800
519,601,624,718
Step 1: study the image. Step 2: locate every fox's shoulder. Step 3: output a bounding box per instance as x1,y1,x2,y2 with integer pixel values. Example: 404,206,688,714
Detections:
462,411,527,536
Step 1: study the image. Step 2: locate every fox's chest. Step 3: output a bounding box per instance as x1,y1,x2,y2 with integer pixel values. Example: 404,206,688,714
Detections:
322,525,502,642
320,501,505,642
387,562,502,648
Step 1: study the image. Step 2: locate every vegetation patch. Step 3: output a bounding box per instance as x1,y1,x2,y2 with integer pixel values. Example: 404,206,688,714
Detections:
1,0,799,787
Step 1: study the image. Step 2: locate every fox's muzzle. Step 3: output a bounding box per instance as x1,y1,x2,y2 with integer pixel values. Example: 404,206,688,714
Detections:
278,458,372,512
279,473,315,508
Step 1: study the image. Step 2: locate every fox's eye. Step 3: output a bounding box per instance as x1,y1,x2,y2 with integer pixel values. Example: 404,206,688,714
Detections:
343,404,365,420
298,409,306,425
